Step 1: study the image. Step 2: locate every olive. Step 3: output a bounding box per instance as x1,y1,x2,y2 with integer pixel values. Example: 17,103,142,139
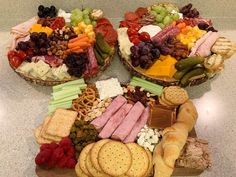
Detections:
69,133,76,139
73,139,79,145
70,126,77,133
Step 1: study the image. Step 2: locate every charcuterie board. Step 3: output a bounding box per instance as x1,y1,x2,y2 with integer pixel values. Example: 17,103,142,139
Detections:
33,77,211,177
117,3,236,87
7,5,117,86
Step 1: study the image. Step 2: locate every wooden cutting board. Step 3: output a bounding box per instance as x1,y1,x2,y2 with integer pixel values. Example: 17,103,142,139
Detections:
35,129,203,177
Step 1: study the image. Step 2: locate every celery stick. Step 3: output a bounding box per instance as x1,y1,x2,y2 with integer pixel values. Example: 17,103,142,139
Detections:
53,79,85,92
130,80,163,96
48,102,72,114
50,100,72,107
132,77,163,90
49,95,78,105
62,84,87,90
52,89,81,100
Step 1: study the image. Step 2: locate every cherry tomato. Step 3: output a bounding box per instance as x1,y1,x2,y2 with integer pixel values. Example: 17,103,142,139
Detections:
127,28,138,37
131,38,141,45
9,56,22,69
7,50,17,60
139,32,151,41
17,50,27,60
129,35,139,41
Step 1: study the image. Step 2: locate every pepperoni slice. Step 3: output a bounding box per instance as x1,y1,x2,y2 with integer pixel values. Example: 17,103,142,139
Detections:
124,12,139,21
105,29,118,46
135,7,148,17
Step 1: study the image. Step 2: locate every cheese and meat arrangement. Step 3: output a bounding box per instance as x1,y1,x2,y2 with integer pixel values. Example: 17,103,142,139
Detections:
118,3,236,86
33,77,212,177
7,5,117,84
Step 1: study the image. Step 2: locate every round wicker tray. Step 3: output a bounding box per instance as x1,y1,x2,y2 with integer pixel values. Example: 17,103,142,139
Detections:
118,50,210,87
10,50,115,86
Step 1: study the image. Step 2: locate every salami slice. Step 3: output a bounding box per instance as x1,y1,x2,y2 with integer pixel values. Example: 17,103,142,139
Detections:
125,12,139,21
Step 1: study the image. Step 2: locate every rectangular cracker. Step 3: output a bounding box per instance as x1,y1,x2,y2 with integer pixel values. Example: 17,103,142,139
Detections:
34,125,51,145
40,116,62,142
45,109,77,137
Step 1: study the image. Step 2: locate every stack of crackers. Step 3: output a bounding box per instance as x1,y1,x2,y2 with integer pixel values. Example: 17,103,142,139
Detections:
75,139,153,177
159,86,189,107
34,109,77,144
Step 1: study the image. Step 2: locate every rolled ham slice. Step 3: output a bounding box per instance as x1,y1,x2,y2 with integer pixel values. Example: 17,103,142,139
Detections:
99,104,133,139
91,95,127,131
111,101,145,141
189,31,212,57
196,32,219,57
123,107,150,143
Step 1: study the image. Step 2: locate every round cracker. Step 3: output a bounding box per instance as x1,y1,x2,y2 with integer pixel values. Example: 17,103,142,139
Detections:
143,149,153,177
79,143,94,176
75,162,90,177
160,94,174,106
86,151,111,177
125,143,149,177
98,141,132,176
164,86,189,105
90,139,110,172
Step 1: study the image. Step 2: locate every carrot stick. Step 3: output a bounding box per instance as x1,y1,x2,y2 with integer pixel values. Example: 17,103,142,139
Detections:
69,34,88,43
181,27,189,33
68,38,90,48
177,22,186,29
76,42,91,48
171,21,177,26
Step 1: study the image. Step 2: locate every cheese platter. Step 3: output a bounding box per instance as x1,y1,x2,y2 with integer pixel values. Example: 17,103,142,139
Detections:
7,5,117,86
33,77,211,177
117,3,236,87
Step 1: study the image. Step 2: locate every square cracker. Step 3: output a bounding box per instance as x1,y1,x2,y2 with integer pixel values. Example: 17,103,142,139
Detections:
40,116,61,142
34,125,51,144
46,109,77,137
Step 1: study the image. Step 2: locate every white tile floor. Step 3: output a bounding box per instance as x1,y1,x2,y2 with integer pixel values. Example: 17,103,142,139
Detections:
1,30,236,177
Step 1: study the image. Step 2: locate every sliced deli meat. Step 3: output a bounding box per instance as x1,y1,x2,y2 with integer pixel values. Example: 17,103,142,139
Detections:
124,107,150,143
196,32,219,57
84,46,99,77
99,104,133,139
91,95,127,131
111,101,145,141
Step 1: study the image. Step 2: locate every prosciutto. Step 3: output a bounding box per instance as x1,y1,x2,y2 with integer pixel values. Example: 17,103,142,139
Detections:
84,46,99,77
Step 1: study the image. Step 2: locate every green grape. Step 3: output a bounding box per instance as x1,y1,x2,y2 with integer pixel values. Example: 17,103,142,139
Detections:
84,19,91,25
83,14,90,20
163,16,172,25
71,8,82,15
150,10,157,16
70,21,77,27
157,23,165,29
83,9,91,15
84,7,92,13
152,5,165,13
172,13,180,20
155,14,164,22
159,9,168,17
91,21,97,27
166,6,175,13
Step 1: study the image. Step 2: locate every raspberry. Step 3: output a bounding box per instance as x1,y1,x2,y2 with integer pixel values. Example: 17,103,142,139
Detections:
35,149,52,166
49,142,59,150
65,146,75,158
40,143,58,151
66,158,76,168
57,156,70,168
47,156,57,168
59,137,72,147
51,147,64,161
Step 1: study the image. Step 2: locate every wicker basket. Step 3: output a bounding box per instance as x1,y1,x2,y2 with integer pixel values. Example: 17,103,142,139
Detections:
118,50,211,87
10,50,115,87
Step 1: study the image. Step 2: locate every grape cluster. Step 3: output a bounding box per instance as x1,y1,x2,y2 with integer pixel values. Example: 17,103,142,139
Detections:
180,4,199,18
150,5,180,28
70,8,97,26
64,53,88,77
198,23,218,32
30,32,50,55
154,36,189,60
130,41,161,69
38,5,57,18
35,138,76,169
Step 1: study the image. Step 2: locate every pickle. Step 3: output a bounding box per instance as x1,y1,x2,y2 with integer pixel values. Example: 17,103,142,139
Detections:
180,68,205,87
95,44,109,59
175,57,204,71
94,48,105,66
173,67,193,80
96,33,112,55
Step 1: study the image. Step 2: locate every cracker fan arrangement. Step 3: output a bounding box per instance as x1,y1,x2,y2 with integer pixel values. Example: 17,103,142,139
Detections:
118,3,236,86
34,77,211,177
7,5,117,86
